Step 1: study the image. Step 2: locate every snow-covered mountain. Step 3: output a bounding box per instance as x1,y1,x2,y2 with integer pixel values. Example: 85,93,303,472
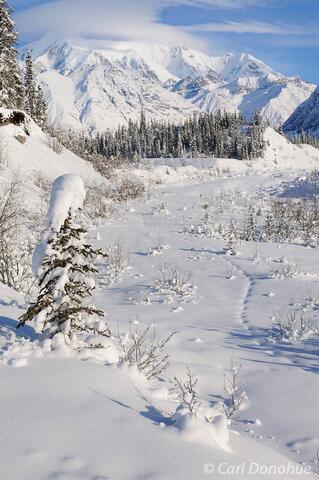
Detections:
283,85,319,137
24,36,316,133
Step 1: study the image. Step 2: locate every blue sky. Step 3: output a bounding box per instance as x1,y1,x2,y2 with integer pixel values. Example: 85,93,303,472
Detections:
11,0,319,83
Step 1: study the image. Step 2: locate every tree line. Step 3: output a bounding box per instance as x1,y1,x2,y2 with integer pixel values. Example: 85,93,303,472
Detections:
87,110,266,161
287,131,319,149
53,110,266,163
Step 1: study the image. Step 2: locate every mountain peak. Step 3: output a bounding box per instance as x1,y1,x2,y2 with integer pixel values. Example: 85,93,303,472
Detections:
23,36,316,133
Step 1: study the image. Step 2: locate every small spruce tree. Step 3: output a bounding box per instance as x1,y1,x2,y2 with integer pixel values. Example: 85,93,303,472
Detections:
24,51,47,127
264,212,274,242
244,204,257,242
225,220,238,256
34,84,47,127
24,50,37,117
18,207,110,343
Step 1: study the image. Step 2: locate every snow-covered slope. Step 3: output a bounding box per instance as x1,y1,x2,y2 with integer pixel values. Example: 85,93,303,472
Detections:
0,108,102,182
2,159,319,478
23,36,315,133
283,85,319,137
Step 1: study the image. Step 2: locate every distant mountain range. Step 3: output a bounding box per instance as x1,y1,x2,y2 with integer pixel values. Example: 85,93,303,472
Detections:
284,86,319,138
23,36,316,134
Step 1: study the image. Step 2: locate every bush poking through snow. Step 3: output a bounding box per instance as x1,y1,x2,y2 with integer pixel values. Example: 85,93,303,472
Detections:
171,368,230,451
84,184,115,222
0,177,35,293
173,367,201,417
120,324,175,380
111,175,145,202
0,131,9,167
0,177,23,235
33,172,52,200
270,259,300,279
223,360,247,421
270,309,316,343
148,242,170,256
99,241,128,286
154,264,194,299
47,135,63,154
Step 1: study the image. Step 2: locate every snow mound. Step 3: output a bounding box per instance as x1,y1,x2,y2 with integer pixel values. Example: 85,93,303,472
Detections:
47,174,86,231
173,405,230,452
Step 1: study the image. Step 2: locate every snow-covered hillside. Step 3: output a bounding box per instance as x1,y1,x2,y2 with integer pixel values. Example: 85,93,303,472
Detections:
23,36,316,133
284,85,319,138
0,108,102,182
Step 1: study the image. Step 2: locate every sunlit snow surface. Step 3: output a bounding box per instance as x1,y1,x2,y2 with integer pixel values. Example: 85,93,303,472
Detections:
1,120,319,479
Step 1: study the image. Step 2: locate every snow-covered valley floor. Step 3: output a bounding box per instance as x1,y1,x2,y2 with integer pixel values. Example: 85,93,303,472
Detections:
1,169,319,479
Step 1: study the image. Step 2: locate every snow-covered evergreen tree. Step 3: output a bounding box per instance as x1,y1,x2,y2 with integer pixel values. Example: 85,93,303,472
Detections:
244,204,257,242
18,174,110,344
34,84,47,127
225,220,238,256
24,51,47,127
264,212,274,241
0,0,24,109
24,51,37,116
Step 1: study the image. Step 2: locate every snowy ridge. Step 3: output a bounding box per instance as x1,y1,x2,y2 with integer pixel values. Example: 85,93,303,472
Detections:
22,36,316,133
283,85,319,137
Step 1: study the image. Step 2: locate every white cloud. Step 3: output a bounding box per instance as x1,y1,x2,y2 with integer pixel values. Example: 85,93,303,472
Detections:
159,0,267,8
185,20,316,35
14,0,206,48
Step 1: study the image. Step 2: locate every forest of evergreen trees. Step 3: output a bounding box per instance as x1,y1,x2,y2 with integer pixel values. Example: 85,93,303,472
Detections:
50,110,267,165
85,111,267,161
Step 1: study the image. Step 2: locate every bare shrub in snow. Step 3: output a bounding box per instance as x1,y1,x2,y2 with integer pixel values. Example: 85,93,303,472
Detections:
84,184,115,222
89,153,114,179
270,309,315,342
270,259,300,279
202,201,210,225
0,177,23,234
0,178,35,293
48,135,63,154
33,172,52,217
154,263,194,299
223,360,247,420
112,175,145,202
173,366,201,416
151,200,169,216
120,324,174,380
0,232,34,293
33,172,51,198
148,240,170,256
99,241,128,286
0,131,9,167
